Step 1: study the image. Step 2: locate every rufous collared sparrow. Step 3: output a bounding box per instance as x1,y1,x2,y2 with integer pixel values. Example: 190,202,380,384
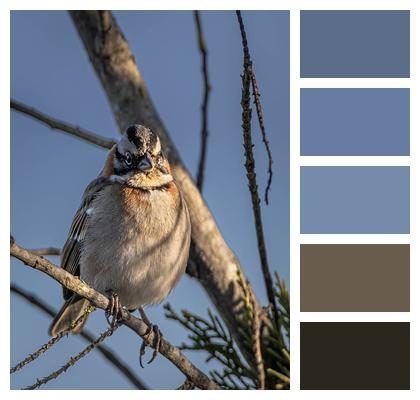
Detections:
49,124,191,364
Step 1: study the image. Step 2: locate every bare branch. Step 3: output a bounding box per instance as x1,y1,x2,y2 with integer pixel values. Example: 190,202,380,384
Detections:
11,283,148,390
23,324,119,390
177,379,195,390
11,99,116,149
247,280,265,389
234,13,273,205
193,10,211,192
10,237,220,390
26,247,61,256
69,10,259,369
236,10,279,328
250,74,273,205
10,304,93,374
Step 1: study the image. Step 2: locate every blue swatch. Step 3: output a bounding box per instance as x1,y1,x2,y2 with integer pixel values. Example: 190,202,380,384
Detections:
301,89,410,156
301,166,410,234
301,11,410,78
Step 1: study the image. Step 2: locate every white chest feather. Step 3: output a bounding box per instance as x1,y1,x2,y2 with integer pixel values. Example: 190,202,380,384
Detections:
80,183,191,309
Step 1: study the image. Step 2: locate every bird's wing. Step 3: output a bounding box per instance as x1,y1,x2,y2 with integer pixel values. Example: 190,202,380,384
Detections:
61,176,111,299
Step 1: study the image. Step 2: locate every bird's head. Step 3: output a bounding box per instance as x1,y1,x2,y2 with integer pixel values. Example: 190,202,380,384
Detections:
113,125,172,189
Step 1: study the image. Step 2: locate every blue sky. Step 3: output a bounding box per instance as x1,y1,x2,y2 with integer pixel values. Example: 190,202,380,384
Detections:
10,10,290,389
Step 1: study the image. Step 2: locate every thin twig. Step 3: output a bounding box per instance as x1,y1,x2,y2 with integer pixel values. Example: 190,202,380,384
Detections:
247,280,265,389
26,247,61,256
23,324,119,390
194,11,211,192
10,305,92,374
11,283,148,390
234,12,273,205
250,74,273,205
11,99,116,149
10,236,220,390
236,10,279,330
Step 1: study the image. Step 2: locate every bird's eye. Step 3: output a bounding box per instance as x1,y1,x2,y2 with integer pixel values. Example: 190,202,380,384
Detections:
124,152,133,166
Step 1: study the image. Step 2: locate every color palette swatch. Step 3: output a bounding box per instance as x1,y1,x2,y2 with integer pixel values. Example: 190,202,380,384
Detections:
300,166,410,234
301,244,410,312
300,322,410,389
300,10,410,77
299,10,410,390
301,89,410,156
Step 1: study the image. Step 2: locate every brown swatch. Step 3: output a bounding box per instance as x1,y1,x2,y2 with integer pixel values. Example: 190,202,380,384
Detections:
301,244,409,312
300,322,410,390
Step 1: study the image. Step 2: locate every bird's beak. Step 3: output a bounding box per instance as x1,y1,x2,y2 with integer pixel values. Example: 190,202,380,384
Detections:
137,154,153,172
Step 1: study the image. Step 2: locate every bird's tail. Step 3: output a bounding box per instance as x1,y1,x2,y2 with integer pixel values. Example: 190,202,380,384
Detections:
49,295,91,337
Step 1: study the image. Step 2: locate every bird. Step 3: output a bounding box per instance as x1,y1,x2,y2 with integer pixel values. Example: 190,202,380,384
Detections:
49,124,191,365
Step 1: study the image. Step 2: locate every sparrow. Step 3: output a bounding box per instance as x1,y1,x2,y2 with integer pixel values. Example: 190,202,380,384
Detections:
49,124,191,365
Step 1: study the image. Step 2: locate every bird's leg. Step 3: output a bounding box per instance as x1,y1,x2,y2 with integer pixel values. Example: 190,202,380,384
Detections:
138,306,163,367
105,289,123,329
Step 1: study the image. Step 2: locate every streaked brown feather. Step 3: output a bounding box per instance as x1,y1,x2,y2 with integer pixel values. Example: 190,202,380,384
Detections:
61,176,111,299
101,145,116,178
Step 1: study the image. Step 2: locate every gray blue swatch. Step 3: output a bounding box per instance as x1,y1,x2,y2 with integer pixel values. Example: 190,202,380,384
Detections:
301,11,410,78
301,88,410,156
301,166,410,234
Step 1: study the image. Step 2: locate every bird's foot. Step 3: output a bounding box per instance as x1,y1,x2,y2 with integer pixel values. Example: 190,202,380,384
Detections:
138,307,163,367
105,290,123,329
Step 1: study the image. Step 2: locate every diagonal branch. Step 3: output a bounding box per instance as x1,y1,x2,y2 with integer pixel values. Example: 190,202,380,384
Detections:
234,12,273,205
69,10,259,369
25,247,61,256
193,10,211,192
11,99,116,149
236,10,279,329
23,324,119,390
250,74,273,205
247,279,265,389
178,378,195,389
11,283,148,390
10,237,220,390
11,303,93,374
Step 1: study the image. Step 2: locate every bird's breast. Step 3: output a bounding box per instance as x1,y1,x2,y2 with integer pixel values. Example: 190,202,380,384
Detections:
80,182,191,308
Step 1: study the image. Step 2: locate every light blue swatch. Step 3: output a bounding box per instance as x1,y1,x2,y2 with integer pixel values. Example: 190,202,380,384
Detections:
301,167,410,234
301,11,410,78
301,89,410,156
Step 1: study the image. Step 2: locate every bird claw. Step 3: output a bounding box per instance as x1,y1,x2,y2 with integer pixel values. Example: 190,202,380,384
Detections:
105,290,123,329
147,324,162,365
138,315,162,367
139,324,152,368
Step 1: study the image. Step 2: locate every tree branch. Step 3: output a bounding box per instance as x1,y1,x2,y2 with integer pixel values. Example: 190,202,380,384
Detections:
11,99,116,149
69,10,259,369
23,324,118,390
11,283,148,390
234,13,273,205
248,280,265,389
236,10,279,328
11,302,93,374
177,378,195,390
25,247,61,256
10,237,220,390
250,73,273,205
193,10,211,192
